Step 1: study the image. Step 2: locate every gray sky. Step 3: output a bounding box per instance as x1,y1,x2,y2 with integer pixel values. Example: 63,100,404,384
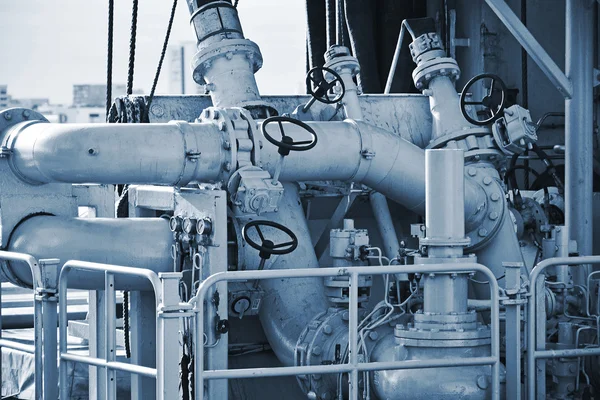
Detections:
0,0,307,104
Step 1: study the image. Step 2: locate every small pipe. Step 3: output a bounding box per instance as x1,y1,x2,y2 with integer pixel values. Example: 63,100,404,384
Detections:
384,22,407,94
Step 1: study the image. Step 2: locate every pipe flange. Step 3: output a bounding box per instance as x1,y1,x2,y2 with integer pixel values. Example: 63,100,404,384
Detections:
463,171,506,252
412,57,460,90
427,128,492,150
295,307,383,399
428,128,505,168
192,39,263,85
324,55,360,78
395,322,491,347
0,108,49,185
198,107,260,184
0,108,48,150
413,310,479,331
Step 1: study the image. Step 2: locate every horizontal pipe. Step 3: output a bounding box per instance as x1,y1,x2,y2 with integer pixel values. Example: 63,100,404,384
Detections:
535,348,600,360
61,353,157,378
202,357,497,380
6,216,173,290
3,119,486,227
4,120,224,185
259,120,486,222
0,338,36,353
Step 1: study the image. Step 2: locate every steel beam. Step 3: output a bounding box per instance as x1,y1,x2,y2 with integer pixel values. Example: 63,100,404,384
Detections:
484,0,573,99
565,0,595,285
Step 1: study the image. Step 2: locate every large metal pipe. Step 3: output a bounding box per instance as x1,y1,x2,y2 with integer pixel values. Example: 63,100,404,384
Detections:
259,120,487,224
239,184,328,366
4,216,173,290
3,118,488,231
565,0,595,285
4,120,224,185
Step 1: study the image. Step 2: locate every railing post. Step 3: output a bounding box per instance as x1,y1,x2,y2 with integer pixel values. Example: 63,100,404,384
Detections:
503,262,525,400
348,272,359,399
156,272,183,400
38,258,60,400
105,272,117,400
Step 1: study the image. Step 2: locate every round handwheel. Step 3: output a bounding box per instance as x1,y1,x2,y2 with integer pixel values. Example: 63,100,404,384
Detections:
460,73,507,126
242,220,298,259
261,116,318,156
306,66,345,105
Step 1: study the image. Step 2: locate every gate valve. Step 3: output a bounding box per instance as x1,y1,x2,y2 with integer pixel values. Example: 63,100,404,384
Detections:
460,73,508,126
261,116,318,185
242,220,298,288
302,66,345,113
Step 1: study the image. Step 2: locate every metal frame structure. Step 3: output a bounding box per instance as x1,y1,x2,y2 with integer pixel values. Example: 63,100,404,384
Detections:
193,263,501,400
527,256,600,399
58,261,187,400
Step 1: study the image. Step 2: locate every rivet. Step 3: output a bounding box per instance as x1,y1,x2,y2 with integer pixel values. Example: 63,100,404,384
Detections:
490,193,501,202
225,52,233,60
478,228,488,237
3,112,11,120
369,331,379,341
468,167,477,177
342,311,349,321
489,212,499,220
323,324,332,335
477,375,489,390
312,346,321,356
483,176,492,185
22,110,31,118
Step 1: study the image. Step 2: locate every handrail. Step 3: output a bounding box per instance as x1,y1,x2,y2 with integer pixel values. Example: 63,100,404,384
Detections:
58,260,163,400
193,262,501,400
0,250,43,400
527,256,600,399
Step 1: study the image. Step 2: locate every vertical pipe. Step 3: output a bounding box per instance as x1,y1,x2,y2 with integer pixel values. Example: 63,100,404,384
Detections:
348,272,359,399
335,0,344,45
565,0,594,285
504,263,522,400
42,297,58,399
33,300,43,399
425,149,465,258
369,192,401,261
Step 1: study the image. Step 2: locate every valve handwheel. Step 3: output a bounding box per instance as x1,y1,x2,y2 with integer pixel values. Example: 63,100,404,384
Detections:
302,66,345,113
460,73,508,126
261,116,318,156
242,220,298,260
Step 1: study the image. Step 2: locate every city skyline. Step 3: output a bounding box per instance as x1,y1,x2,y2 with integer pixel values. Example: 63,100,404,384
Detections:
0,0,307,105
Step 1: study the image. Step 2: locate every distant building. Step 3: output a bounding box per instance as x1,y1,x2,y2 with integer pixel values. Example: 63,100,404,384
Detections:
168,42,204,95
73,84,130,107
0,85,8,109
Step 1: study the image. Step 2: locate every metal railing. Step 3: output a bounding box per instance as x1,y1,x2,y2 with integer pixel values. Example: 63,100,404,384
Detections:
193,262,501,400
527,256,600,399
0,251,46,400
58,261,164,400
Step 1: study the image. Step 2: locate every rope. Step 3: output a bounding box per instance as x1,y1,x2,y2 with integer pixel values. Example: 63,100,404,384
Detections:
122,291,131,358
145,0,178,122
127,0,139,95
105,0,114,118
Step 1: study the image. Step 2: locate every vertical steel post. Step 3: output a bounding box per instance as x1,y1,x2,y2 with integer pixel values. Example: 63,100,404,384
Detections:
130,291,157,400
504,262,523,400
105,272,117,400
348,272,359,399
565,0,595,286
59,270,69,400
156,273,183,400
33,289,43,399
39,258,60,400
89,290,107,400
